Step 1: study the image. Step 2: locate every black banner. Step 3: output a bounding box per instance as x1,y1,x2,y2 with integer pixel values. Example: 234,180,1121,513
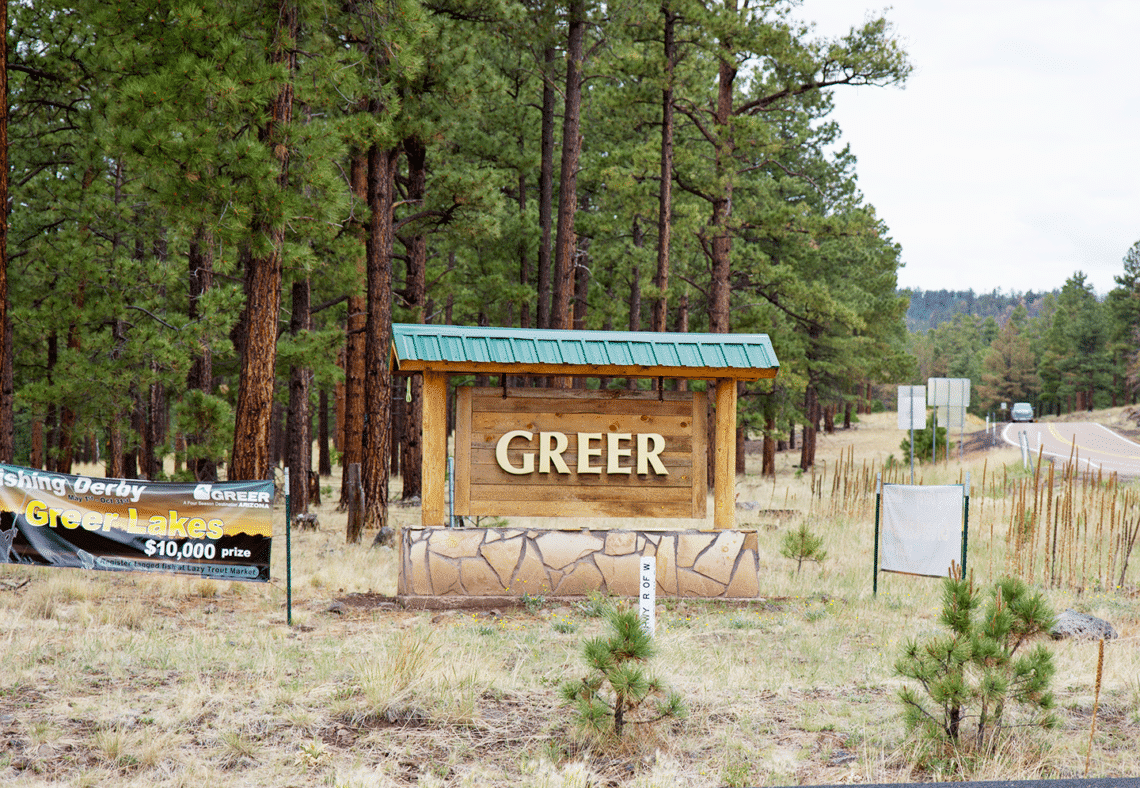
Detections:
0,465,274,582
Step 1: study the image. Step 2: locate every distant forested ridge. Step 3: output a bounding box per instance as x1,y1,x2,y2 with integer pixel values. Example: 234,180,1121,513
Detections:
905,258,1140,416
903,289,1058,332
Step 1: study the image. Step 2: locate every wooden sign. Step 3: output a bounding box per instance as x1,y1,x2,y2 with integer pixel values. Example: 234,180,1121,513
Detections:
455,387,707,518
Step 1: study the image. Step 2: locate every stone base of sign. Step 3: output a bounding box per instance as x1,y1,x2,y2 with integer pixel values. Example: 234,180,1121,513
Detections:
398,527,763,599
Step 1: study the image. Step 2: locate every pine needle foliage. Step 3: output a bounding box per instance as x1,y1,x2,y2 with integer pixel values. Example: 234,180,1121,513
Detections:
560,609,685,741
779,522,828,573
895,571,1058,761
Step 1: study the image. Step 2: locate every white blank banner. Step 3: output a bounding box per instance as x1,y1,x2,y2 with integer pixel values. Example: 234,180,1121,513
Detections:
880,484,965,577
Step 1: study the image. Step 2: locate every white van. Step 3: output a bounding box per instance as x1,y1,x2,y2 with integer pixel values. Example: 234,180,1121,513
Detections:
1011,402,1034,422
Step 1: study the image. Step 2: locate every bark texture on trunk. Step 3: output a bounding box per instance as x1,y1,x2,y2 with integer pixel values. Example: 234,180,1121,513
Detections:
551,0,585,332
230,0,295,480
400,136,426,500
537,44,556,329
340,153,368,504
652,3,676,335
358,143,398,539
0,0,10,463
287,279,311,515
187,228,218,481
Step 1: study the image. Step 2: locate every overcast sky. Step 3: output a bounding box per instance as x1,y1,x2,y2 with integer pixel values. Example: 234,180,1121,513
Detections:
795,0,1139,297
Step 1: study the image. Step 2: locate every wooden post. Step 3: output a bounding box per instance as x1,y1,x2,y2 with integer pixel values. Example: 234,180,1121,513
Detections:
714,378,737,530
422,371,448,526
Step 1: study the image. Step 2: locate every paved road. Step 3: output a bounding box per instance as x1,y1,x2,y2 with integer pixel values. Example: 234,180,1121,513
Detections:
1001,421,1140,477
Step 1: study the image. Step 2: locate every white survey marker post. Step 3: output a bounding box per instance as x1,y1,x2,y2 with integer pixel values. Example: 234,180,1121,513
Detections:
639,557,656,635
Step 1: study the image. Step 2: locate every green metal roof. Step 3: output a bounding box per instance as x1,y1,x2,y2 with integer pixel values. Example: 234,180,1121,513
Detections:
391,324,779,380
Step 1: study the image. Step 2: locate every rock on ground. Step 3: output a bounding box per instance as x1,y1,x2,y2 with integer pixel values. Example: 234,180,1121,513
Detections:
1050,609,1118,640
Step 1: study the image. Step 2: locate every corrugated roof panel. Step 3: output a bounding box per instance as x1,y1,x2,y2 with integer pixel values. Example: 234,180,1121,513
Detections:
654,343,680,367
698,343,726,367
442,335,464,361
675,343,701,366
582,341,607,365
558,339,585,365
390,324,778,376
722,343,748,367
488,337,513,364
606,342,633,365
535,339,560,364
628,341,654,366
417,334,442,361
744,343,773,368
512,338,538,365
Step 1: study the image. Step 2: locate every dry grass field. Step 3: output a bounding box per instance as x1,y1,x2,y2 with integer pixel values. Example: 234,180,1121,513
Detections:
2,409,1139,787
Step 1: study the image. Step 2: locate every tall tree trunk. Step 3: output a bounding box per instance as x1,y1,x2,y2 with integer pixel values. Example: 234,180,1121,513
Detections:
145,372,162,477
551,0,585,332
705,5,738,336
230,0,295,480
800,386,818,469
287,278,311,515
0,0,11,464
762,413,776,477
340,153,367,505
652,2,676,335
58,283,85,474
318,388,332,476
537,44,557,330
516,139,531,329
358,142,398,539
105,425,123,478
45,333,58,471
400,136,426,500
187,227,218,481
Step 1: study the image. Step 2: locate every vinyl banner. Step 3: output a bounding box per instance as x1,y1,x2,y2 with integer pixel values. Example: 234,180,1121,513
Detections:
0,465,273,582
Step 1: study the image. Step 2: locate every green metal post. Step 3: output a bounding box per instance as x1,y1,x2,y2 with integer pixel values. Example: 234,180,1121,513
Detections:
961,472,970,578
285,467,292,627
873,473,881,597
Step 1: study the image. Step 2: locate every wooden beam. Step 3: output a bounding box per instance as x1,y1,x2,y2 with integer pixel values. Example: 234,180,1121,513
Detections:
393,359,778,382
421,371,448,526
714,378,737,530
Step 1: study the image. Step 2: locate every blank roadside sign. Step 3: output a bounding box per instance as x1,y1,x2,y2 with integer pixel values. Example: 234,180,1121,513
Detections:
897,386,926,430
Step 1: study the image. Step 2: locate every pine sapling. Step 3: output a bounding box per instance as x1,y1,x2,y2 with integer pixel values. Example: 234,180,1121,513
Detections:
895,570,1057,760
780,522,828,573
560,609,685,741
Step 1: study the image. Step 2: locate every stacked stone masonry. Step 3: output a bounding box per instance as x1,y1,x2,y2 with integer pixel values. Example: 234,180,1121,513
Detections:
399,527,762,598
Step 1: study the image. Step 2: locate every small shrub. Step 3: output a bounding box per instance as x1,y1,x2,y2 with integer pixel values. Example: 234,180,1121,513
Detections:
779,523,828,573
900,425,952,463
560,609,685,741
521,593,546,614
573,590,612,618
895,570,1057,761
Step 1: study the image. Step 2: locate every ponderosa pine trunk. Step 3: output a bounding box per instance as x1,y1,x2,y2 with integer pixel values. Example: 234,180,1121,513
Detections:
358,142,397,539
400,135,426,500
340,154,367,506
230,0,295,481
187,227,218,481
800,386,818,469
287,278,310,515
652,2,676,335
551,0,585,332
318,389,332,476
762,414,776,477
57,282,84,474
537,44,556,329
0,0,11,464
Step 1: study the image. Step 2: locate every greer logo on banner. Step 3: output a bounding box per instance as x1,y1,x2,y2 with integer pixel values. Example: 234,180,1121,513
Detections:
0,464,273,582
